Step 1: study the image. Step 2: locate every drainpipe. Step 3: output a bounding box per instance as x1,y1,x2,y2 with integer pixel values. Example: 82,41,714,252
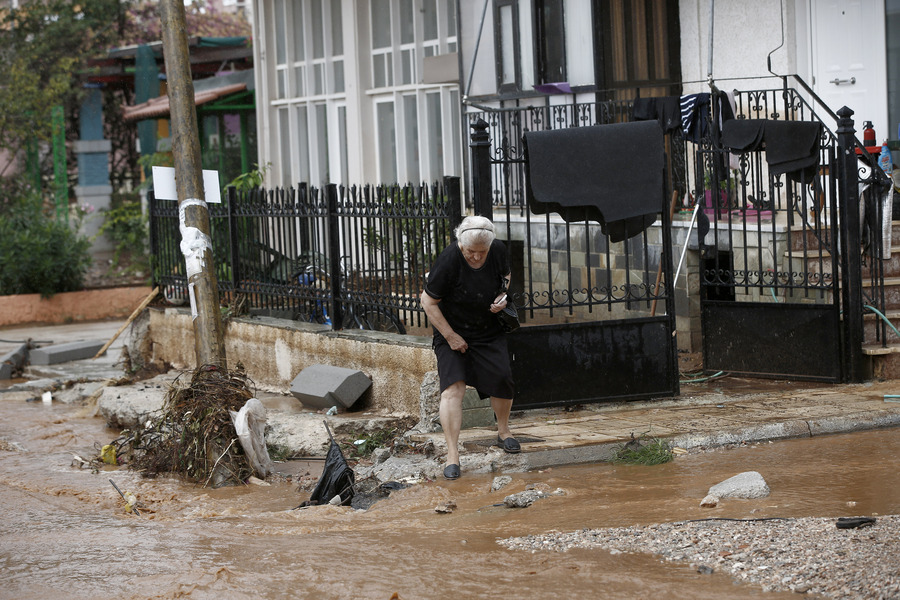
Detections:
706,0,715,87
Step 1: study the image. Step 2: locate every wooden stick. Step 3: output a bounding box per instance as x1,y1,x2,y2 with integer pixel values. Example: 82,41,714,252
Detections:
651,190,681,317
92,286,160,359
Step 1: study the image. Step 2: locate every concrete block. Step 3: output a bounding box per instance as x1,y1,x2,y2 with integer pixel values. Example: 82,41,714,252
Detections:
29,340,105,365
461,388,495,429
290,364,372,410
0,343,30,379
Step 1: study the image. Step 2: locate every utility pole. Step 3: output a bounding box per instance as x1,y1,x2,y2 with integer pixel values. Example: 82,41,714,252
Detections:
159,0,227,368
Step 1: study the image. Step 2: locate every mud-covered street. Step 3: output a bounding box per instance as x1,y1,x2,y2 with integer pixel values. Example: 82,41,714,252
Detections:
1,393,898,599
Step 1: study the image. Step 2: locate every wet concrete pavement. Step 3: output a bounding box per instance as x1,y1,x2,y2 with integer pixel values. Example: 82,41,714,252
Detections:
3,319,900,469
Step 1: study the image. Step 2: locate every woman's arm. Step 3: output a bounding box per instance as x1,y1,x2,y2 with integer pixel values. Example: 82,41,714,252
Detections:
421,291,468,353
490,272,512,313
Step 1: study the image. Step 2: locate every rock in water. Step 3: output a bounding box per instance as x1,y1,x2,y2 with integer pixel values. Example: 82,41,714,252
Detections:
700,494,719,508
708,471,770,499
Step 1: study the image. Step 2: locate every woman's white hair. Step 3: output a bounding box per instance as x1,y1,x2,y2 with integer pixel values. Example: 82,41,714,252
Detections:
455,215,495,248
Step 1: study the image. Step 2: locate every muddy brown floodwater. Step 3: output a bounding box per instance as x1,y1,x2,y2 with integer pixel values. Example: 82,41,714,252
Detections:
1,397,899,600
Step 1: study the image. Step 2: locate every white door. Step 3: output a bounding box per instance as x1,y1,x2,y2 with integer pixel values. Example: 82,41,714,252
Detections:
811,0,889,139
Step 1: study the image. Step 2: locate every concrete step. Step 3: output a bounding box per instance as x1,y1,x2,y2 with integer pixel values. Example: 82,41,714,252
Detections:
862,277,900,310
785,221,900,253
863,309,900,344
862,342,900,379
783,248,900,280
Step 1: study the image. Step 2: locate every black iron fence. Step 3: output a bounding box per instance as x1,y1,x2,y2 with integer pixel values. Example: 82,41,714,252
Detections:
149,178,461,334
466,96,684,325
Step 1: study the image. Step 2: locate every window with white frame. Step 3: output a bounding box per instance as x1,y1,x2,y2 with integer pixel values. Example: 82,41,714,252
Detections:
371,0,393,88
376,88,460,185
314,103,330,183
495,0,534,92
274,0,288,99
331,0,345,93
278,107,292,187
399,0,416,85
292,1,306,96
295,105,310,184
266,0,349,187
446,0,459,52
367,0,462,185
402,94,419,183
425,91,443,178
492,0,680,96
423,0,439,57
376,100,397,183
534,0,594,86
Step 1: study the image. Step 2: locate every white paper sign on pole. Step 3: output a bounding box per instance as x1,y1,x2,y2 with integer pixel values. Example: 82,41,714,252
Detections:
151,166,222,203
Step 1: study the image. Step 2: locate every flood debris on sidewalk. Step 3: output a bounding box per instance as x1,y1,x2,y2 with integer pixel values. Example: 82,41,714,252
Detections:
295,421,355,508
109,478,142,515
107,365,263,487
611,433,673,465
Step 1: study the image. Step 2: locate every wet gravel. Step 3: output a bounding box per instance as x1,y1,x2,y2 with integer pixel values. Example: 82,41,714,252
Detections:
500,515,900,599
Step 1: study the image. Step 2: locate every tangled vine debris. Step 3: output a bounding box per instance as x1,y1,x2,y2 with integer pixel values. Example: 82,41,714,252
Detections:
109,365,257,487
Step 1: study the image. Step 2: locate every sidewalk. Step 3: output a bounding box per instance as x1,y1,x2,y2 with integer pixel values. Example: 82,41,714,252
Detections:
408,377,900,469
4,320,900,472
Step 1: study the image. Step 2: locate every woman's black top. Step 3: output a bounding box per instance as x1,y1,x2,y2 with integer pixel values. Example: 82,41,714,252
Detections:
424,239,510,343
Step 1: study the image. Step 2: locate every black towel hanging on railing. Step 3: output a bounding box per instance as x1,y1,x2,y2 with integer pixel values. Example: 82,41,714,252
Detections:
523,120,665,242
722,119,822,183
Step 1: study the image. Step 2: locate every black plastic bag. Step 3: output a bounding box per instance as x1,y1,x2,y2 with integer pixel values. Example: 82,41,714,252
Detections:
497,303,520,333
296,422,355,507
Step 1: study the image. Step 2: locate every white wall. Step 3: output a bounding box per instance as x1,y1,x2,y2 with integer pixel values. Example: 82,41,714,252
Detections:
459,0,498,100
679,0,802,94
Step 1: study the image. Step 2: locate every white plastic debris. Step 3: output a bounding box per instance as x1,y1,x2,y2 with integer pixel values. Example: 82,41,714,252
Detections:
229,398,275,479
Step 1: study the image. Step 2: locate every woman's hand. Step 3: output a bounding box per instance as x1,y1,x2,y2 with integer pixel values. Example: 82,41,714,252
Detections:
421,291,468,353
489,293,508,314
446,332,468,353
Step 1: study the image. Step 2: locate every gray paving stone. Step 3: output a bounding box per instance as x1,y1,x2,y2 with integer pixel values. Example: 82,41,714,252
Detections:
29,340,105,365
0,343,29,379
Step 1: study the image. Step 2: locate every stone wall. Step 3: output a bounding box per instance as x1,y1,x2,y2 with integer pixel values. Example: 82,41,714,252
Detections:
147,308,436,417
0,286,154,327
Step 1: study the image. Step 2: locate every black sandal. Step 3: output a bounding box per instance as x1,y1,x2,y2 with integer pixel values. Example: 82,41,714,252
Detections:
443,463,460,479
496,435,521,454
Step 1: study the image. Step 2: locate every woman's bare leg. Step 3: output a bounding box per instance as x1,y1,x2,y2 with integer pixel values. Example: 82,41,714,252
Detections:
439,381,466,466
491,396,514,440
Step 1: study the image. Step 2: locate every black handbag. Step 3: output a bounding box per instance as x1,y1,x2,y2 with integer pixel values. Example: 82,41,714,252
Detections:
496,279,520,333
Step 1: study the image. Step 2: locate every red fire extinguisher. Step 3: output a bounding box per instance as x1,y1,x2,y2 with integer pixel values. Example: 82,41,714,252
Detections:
863,121,876,148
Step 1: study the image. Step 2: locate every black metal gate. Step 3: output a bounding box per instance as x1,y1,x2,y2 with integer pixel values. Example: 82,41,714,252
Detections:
468,102,681,409
696,83,888,383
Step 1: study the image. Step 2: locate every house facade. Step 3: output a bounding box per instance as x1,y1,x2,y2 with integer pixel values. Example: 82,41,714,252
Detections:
250,1,898,191
251,0,463,189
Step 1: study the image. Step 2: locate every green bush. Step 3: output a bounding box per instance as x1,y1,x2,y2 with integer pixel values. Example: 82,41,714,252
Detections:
0,194,92,297
98,195,148,269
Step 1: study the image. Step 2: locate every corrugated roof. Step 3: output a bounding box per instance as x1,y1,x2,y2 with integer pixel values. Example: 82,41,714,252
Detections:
122,82,247,122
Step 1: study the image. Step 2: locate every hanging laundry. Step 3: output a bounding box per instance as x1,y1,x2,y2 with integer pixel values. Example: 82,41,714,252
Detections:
721,119,822,183
680,92,736,144
633,96,682,133
523,120,665,242
764,121,821,182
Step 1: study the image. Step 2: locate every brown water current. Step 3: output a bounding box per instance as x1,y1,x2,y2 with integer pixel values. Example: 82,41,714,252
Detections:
1,397,898,599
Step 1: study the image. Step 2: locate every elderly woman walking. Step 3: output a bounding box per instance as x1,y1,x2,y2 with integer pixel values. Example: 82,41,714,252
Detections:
421,215,519,480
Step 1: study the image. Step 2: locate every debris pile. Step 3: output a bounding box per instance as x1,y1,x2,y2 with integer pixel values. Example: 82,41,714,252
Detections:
113,365,258,486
